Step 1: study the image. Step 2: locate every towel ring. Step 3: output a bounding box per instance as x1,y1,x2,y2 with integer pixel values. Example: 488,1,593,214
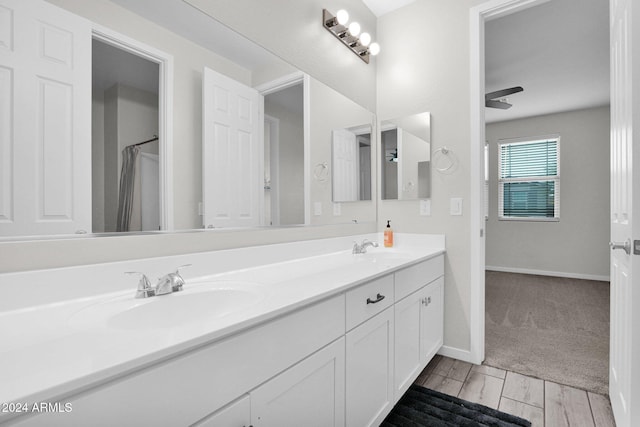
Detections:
314,162,329,182
433,146,458,174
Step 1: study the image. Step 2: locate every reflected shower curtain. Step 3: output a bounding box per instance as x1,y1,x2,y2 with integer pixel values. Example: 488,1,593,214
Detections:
116,145,140,232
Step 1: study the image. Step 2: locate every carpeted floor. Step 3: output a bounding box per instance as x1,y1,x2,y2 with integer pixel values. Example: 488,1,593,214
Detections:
382,385,531,427
484,271,610,395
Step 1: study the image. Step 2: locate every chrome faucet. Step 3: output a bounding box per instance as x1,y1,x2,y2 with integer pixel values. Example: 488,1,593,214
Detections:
352,239,379,254
127,272,155,298
155,264,191,295
127,264,192,299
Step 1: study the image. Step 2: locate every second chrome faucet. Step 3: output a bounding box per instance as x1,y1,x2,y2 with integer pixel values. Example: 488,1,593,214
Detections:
127,264,191,299
352,239,379,254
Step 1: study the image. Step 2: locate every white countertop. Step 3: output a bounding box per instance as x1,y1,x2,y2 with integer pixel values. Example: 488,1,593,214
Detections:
0,233,444,416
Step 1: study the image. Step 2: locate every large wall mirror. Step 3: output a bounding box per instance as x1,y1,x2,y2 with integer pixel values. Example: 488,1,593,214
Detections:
380,112,431,200
1,0,376,239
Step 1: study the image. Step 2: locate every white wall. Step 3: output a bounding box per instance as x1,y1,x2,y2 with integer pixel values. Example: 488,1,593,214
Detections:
185,0,378,112
376,0,486,356
91,92,106,233
485,106,610,280
309,78,377,225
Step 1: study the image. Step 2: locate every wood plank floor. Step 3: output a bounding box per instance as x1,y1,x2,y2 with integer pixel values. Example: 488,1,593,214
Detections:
414,355,617,427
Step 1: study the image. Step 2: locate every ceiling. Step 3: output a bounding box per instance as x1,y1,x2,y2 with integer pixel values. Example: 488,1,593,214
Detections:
362,0,416,17
110,0,283,71
485,0,609,123
92,39,159,94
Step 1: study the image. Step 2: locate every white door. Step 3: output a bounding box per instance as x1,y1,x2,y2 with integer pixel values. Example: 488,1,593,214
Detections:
332,128,358,202
0,0,91,236
202,67,263,228
251,338,345,427
609,0,639,425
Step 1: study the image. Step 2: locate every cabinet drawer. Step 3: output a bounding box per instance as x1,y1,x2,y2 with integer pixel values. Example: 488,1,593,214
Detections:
395,255,444,301
346,274,394,331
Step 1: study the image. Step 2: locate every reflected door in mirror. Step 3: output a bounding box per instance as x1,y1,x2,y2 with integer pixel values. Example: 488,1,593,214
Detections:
0,1,92,237
202,67,263,228
332,126,372,202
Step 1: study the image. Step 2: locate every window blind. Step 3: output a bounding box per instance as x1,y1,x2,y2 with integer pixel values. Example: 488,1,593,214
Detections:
498,138,559,219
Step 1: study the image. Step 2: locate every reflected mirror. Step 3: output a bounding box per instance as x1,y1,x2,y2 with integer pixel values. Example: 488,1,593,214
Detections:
332,125,372,202
0,0,377,239
381,113,431,200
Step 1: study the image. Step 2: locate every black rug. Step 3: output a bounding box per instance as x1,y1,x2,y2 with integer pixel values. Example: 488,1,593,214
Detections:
381,385,532,427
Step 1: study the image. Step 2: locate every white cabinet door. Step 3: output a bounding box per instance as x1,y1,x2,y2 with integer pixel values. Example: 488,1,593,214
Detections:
0,0,91,236
251,338,345,427
202,66,263,228
346,308,394,427
394,284,423,398
394,276,444,399
420,277,443,362
193,395,251,427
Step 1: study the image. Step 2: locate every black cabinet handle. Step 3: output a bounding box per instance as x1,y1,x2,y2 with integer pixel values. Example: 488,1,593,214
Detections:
366,293,385,304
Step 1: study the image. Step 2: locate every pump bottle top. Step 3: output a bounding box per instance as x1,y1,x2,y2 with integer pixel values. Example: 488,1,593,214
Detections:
384,220,393,247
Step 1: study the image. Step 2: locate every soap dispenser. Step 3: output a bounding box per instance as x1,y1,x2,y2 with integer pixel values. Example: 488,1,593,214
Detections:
384,220,394,247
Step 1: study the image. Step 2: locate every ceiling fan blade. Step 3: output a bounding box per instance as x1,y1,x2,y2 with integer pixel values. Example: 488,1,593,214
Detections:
486,99,512,109
485,86,523,100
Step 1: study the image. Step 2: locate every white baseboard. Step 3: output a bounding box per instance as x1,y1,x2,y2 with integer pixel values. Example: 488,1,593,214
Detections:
486,265,610,282
438,345,481,365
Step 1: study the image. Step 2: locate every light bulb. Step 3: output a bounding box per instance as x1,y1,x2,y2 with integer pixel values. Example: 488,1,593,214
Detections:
369,42,380,56
348,22,361,36
360,32,371,46
336,9,349,25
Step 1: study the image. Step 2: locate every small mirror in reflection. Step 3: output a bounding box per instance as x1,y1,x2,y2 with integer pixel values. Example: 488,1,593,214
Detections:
381,112,431,201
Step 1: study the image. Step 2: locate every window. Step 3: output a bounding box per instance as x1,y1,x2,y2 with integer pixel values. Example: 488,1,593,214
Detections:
498,136,560,220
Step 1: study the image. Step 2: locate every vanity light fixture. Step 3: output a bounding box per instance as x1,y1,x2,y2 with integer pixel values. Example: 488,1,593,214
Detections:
323,9,380,64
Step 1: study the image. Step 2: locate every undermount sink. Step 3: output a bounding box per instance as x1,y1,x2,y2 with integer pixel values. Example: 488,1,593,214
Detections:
360,250,414,265
69,282,265,330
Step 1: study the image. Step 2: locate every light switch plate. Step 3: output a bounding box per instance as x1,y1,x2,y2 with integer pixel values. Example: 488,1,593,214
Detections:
314,202,322,216
450,197,463,216
420,199,431,216
333,203,341,216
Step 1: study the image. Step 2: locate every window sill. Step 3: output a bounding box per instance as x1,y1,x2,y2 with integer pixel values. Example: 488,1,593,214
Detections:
498,216,560,222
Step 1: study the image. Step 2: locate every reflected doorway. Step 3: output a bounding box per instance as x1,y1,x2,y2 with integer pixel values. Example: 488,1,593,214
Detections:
263,83,304,226
91,38,160,232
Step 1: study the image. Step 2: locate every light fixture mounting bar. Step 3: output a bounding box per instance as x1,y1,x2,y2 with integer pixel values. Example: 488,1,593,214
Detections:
323,9,370,64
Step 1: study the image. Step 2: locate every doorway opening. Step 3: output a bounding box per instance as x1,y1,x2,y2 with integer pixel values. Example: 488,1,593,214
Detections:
263,82,305,226
472,0,611,397
90,29,173,233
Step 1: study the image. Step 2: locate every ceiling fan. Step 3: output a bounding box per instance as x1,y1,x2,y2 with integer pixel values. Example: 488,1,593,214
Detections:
485,86,523,109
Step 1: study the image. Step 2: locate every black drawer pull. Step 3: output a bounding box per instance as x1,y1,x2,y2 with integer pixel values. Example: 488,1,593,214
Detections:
366,293,385,304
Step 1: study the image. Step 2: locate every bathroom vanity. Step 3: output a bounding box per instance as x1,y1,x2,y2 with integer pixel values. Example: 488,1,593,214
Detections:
0,234,444,426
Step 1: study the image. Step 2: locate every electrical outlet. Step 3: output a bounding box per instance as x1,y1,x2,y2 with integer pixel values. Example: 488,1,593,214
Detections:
333,203,341,216
314,202,322,216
